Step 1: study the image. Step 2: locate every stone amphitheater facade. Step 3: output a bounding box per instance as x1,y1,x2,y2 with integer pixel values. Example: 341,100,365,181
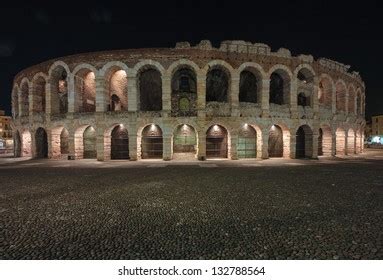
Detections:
11,40,366,161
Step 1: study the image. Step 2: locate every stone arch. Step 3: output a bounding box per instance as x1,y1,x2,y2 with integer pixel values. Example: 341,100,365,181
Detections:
348,84,357,115
51,126,69,159
135,62,163,111
206,124,229,158
335,79,348,112
72,64,97,113
347,128,356,154
49,63,69,115
12,85,19,118
318,124,332,156
35,127,48,158
318,74,334,107
74,125,96,159
167,59,200,76
173,124,198,160
19,79,30,117
295,124,313,158
335,127,346,156
268,65,292,105
101,62,129,112
141,124,163,159
238,64,263,104
31,73,48,113
268,123,291,158
171,64,197,117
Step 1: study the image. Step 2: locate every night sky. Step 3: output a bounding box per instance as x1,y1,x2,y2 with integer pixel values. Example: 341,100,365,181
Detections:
0,0,382,118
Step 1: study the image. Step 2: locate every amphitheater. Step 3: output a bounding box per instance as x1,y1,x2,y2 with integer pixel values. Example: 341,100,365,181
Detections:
11,40,366,161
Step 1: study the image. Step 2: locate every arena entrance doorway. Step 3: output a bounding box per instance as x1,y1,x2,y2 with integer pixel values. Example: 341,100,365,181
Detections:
111,125,129,160
268,125,283,157
238,124,257,158
35,127,48,158
206,125,228,158
83,126,96,159
173,124,197,160
141,124,163,159
295,125,313,158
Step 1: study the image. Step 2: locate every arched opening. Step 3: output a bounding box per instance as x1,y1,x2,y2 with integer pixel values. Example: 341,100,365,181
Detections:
269,70,290,105
297,92,310,107
318,77,333,107
14,131,21,157
173,124,197,159
295,125,313,158
20,82,29,117
347,128,355,154
111,125,129,160
318,126,332,156
139,68,162,111
141,124,163,159
32,76,46,113
238,124,257,158
336,81,347,112
51,126,69,159
50,66,68,115
74,69,96,113
206,125,228,158
35,127,48,158
335,128,346,156
171,67,197,116
107,69,128,111
356,93,361,115
206,67,229,102
83,126,97,159
268,125,283,157
239,70,260,103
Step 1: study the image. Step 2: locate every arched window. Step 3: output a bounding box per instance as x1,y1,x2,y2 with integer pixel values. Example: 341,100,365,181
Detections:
74,69,96,113
206,68,229,102
239,70,259,103
171,67,197,116
32,76,46,113
297,92,309,107
35,127,48,158
269,70,290,105
50,66,68,115
139,68,162,111
107,69,128,111
20,82,29,117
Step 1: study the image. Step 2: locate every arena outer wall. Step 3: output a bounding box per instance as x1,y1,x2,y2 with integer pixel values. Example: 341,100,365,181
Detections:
10,40,366,161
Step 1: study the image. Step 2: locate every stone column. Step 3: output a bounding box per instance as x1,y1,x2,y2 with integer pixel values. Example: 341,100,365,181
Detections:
261,78,270,117
331,131,336,157
127,71,138,112
96,127,105,161
290,79,298,119
30,129,36,158
197,72,206,118
68,128,77,160
197,130,206,160
289,130,296,159
230,131,238,160
128,132,138,161
331,89,336,114
162,73,171,117
344,129,348,156
230,72,240,117
312,78,319,118
312,130,319,159
95,75,107,112
261,128,269,159
162,133,172,161
67,74,75,113
345,93,349,115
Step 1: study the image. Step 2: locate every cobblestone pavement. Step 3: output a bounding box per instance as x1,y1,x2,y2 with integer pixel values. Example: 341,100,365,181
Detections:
1,150,382,259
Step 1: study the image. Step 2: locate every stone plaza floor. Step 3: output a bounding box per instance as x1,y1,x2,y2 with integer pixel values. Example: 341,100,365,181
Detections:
1,150,382,259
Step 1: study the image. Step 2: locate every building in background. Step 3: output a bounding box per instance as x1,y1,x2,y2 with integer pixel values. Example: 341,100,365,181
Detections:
367,114,383,146
0,110,13,154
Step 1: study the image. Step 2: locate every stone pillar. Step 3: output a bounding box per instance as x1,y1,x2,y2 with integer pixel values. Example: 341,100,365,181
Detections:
345,93,349,115
261,78,270,117
289,130,296,159
45,81,52,118
230,72,240,117
95,75,107,112
197,130,206,160
67,74,75,113
197,72,206,118
290,79,298,119
230,131,238,160
29,84,34,116
312,131,319,159
68,129,76,159
18,92,23,119
162,133,172,161
331,89,336,114
30,129,36,158
127,71,138,112
96,127,105,161
312,78,319,118
129,132,138,161
344,129,348,156
162,74,171,116
331,131,336,157
261,129,269,159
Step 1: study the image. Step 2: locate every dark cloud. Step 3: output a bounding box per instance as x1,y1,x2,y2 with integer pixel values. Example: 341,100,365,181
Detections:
0,41,15,57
